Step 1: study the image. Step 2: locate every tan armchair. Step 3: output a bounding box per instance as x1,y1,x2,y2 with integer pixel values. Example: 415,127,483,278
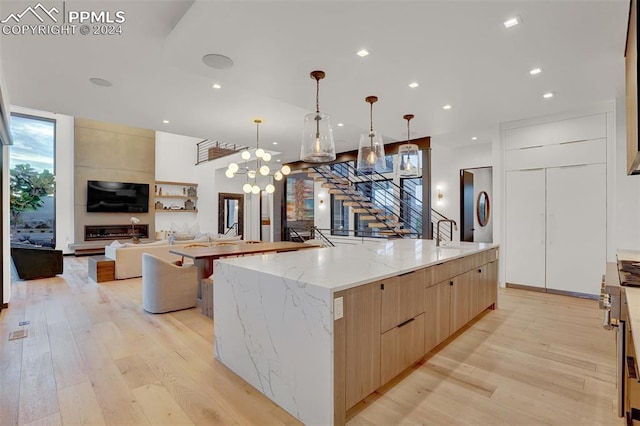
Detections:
142,253,198,314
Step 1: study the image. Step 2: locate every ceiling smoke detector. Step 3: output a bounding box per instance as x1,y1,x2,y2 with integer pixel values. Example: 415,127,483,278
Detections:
202,54,234,70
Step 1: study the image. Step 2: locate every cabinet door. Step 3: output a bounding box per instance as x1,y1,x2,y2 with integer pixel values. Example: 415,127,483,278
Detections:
505,169,546,288
450,271,474,333
486,260,498,308
472,266,487,318
380,314,425,385
546,164,606,295
424,280,451,352
345,283,381,409
380,272,424,333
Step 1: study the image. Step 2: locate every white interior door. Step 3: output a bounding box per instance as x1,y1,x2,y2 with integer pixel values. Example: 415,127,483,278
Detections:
545,163,606,295
505,169,546,288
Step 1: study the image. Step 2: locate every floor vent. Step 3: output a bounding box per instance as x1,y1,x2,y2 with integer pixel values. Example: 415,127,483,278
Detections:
9,329,28,341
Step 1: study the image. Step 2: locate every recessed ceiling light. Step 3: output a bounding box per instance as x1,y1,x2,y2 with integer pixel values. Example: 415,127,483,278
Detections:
442,105,452,110
212,83,222,89
89,77,112,87
471,136,478,140
409,82,419,88
162,120,170,124
542,92,554,99
337,123,344,127
202,54,234,69
276,159,281,162
503,16,520,28
356,49,369,57
272,142,278,145
529,68,542,75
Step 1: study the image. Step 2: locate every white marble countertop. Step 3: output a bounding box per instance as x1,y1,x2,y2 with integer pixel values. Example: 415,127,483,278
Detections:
215,239,498,292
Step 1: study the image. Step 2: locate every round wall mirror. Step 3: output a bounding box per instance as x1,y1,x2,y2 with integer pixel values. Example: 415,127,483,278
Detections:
477,191,490,227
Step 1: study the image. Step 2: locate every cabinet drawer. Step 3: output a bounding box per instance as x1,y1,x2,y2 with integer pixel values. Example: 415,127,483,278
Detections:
450,256,473,276
380,271,425,333
380,313,425,385
432,262,452,284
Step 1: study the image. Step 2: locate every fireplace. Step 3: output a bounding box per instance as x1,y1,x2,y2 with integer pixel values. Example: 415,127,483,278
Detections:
84,224,149,241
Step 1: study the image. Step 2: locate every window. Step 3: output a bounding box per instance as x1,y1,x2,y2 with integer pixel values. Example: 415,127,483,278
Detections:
330,194,349,236
9,114,56,247
400,177,423,235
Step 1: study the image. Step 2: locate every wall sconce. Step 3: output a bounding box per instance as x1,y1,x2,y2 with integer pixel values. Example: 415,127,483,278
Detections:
436,185,444,206
318,192,326,207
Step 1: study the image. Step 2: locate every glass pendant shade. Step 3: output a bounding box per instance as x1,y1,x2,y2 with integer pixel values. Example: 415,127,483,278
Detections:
251,185,260,194
265,184,275,194
243,183,252,193
301,112,336,162
281,165,291,175
225,169,235,178
357,131,386,173
241,150,251,160
398,143,421,177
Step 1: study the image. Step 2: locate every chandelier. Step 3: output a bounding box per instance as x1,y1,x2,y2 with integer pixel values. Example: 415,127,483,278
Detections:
397,114,421,177
225,119,291,194
300,70,336,162
356,96,386,172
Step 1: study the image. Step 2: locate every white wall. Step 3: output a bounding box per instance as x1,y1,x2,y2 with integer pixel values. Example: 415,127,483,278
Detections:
155,131,265,240
430,141,493,241
472,167,493,243
154,131,199,234
11,106,75,254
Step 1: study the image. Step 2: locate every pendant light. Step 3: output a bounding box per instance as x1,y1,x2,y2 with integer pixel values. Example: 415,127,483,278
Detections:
227,118,290,194
398,114,421,177
356,96,386,173
300,70,336,162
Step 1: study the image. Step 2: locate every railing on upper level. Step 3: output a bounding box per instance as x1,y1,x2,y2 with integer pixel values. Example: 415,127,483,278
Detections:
196,140,251,165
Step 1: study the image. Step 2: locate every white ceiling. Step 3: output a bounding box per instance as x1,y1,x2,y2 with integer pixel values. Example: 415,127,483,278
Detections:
0,0,630,161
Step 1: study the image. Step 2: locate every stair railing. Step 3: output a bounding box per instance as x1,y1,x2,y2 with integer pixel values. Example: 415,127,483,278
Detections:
310,226,335,247
315,164,423,237
311,166,419,238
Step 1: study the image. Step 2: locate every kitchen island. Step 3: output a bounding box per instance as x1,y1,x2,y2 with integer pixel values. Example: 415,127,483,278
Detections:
213,239,499,425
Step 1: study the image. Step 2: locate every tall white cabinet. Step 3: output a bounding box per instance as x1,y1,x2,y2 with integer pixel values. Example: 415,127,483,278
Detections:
504,113,608,296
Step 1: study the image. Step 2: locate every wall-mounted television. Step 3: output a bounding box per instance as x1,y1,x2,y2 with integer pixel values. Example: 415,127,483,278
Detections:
87,180,149,213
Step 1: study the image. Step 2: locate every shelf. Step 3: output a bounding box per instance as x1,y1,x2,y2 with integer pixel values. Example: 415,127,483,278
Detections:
155,195,197,200
155,209,198,213
156,180,198,187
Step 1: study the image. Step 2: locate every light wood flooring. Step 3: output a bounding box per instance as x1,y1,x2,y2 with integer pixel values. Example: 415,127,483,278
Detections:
0,256,622,425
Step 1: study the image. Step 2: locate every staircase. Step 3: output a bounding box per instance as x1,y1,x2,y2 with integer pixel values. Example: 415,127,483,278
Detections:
306,164,422,238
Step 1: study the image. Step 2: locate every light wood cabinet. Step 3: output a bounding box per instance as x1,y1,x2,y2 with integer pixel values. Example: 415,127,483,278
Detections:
451,270,474,333
380,313,425,385
380,270,424,333
336,249,499,422
424,280,451,352
344,282,381,409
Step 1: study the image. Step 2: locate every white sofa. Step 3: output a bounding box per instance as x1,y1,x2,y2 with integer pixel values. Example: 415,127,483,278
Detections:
104,235,241,280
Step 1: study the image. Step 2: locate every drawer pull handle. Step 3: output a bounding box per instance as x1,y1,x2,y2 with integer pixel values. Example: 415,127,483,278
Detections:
380,283,385,290
398,318,415,328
